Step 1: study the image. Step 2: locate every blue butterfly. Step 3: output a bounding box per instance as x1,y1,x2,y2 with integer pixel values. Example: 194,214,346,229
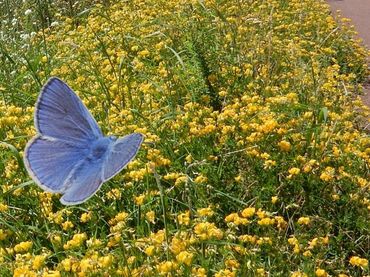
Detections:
24,77,143,205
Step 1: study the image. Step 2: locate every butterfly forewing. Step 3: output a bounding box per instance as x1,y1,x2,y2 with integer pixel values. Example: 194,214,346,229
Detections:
103,133,144,181
36,77,103,145
24,136,88,193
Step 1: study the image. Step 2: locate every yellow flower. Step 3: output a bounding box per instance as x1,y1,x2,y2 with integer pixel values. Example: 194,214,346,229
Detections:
127,256,136,265
288,237,298,245
145,211,155,223
62,221,74,230
107,233,121,247
106,188,122,200
260,119,278,133
320,167,335,182
321,236,329,244
308,238,318,249
194,175,208,184
349,256,368,268
156,261,177,274
0,203,8,212
260,152,270,160
287,236,300,253
231,174,242,184
225,213,238,223
278,140,291,151
271,196,278,204
303,159,318,173
0,229,9,240
178,210,190,226
50,234,61,245
214,269,236,277
80,257,94,271
241,207,256,218
164,172,180,180
256,268,265,276
356,177,367,188
86,238,102,248
51,212,63,225
192,267,207,277
42,270,61,277
225,259,240,269
331,194,340,201
264,159,276,169
32,254,46,270
13,266,37,277
218,90,227,97
63,233,87,250
239,234,257,244
274,216,287,230
197,207,214,217
150,230,166,245
109,211,129,225
185,154,193,163
291,272,307,277
297,217,310,225
14,241,33,253
134,194,146,205
258,217,275,226
176,250,193,266
288,167,300,176
98,255,113,268
61,258,73,272
256,209,267,219
138,49,150,58
256,237,272,245
80,212,92,223
194,222,223,240
303,112,313,119
170,236,187,254
131,45,139,51
315,268,327,277
175,176,188,186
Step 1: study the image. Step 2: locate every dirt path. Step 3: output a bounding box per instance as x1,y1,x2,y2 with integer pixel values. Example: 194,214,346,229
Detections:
327,0,370,109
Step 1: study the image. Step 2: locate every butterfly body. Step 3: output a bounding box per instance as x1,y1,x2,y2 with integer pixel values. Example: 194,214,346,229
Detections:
90,136,115,160
24,77,143,205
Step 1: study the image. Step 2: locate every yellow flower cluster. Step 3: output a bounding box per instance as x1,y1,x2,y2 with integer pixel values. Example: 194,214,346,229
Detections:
63,233,87,250
14,241,33,253
194,222,223,241
349,256,368,268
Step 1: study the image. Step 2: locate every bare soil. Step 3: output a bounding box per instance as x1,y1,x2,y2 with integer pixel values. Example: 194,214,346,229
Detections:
327,0,370,109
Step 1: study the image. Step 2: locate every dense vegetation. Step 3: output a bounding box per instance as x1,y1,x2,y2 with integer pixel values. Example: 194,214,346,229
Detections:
0,0,369,276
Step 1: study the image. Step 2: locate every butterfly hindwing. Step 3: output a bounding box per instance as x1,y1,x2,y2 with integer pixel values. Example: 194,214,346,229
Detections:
36,77,103,145
60,156,105,205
